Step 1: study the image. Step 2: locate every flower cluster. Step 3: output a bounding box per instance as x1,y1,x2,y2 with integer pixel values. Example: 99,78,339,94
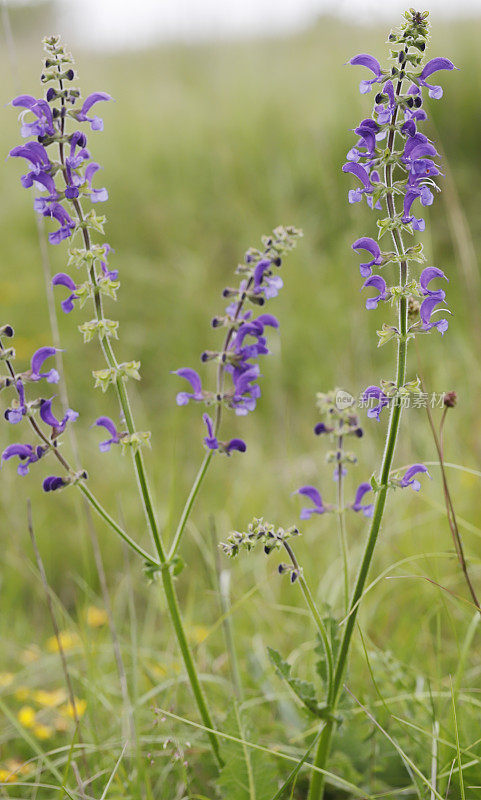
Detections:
173,226,302,455
8,36,146,464
220,517,301,577
0,333,81,490
294,388,374,520
344,9,454,360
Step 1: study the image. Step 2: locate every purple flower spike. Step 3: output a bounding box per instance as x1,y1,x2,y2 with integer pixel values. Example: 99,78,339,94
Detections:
399,464,431,492
75,92,112,130
52,273,78,314
352,237,383,277
350,482,374,517
172,368,204,405
40,398,78,434
94,416,120,452
362,275,389,310
295,486,326,520
30,347,60,383
43,475,68,492
348,54,383,94
203,413,218,450
420,295,450,334
363,385,390,421
419,267,448,296
419,57,456,99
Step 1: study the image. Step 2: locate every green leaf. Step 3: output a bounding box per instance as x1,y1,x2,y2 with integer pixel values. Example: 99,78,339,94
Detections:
217,705,278,800
314,610,340,688
268,648,323,717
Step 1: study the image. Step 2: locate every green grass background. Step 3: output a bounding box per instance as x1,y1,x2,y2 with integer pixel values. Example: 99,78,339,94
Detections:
0,5,480,798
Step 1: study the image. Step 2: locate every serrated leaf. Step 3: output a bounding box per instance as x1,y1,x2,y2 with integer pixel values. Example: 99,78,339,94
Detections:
268,648,322,717
314,611,341,688
217,706,278,800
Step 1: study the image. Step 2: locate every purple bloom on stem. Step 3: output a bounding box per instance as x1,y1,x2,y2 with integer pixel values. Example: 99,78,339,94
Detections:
203,413,218,450
224,438,246,455
84,163,108,203
350,482,374,517
4,380,27,424
43,475,68,492
419,267,448,296
363,385,390,421
295,486,326,520
314,422,330,435
42,202,75,244
352,237,383,278
399,464,431,491
172,368,204,405
30,347,60,383
348,54,383,94
9,142,51,173
342,162,376,204
52,273,78,314
94,416,120,452
39,398,78,433
231,365,261,415
12,95,55,138
1,442,45,476
362,275,389,310
75,92,112,131
420,295,450,334
402,187,433,231
418,57,456,99
375,79,396,123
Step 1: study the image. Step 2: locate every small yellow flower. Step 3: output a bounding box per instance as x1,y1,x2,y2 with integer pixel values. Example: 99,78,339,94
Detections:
46,631,81,653
18,706,36,728
192,625,210,645
33,724,53,740
61,697,87,719
14,686,30,702
33,689,66,707
0,672,14,688
86,606,108,628
0,767,15,783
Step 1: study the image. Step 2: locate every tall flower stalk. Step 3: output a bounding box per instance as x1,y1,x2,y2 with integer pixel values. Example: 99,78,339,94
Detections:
5,35,301,768
307,10,454,798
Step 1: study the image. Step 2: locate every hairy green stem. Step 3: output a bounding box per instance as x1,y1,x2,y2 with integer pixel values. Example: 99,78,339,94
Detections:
336,435,350,614
307,62,409,800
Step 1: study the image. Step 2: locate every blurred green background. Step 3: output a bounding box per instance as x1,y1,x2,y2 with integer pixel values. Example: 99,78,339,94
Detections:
0,2,480,797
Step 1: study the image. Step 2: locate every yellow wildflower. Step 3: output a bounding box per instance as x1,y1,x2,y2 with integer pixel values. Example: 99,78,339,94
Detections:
33,724,53,740
46,631,81,653
192,625,210,645
0,768,15,783
18,706,35,728
0,673,14,688
61,697,87,719
14,686,30,702
86,606,108,628
33,689,66,707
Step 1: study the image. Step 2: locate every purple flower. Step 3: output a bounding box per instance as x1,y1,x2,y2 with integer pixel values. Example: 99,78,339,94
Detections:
352,237,383,278
39,398,78,434
314,422,331,435
52,273,78,313
348,54,383,94
74,92,112,131
43,475,69,492
29,347,60,383
375,79,396,124
1,442,45,476
4,380,27,424
362,275,389,310
42,202,75,245
342,162,376,205
231,365,261,415
363,385,390,421
350,483,374,517
9,142,51,174
94,416,120,452
419,267,448,296
202,414,246,455
295,486,327,519
399,464,431,491
84,163,108,203
418,57,456,99
401,186,433,231
12,95,55,138
172,368,204,405
420,295,449,334
203,413,218,450
224,438,247,455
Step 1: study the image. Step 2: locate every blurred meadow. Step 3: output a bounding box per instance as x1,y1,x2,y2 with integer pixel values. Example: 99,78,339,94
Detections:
0,2,481,797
